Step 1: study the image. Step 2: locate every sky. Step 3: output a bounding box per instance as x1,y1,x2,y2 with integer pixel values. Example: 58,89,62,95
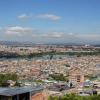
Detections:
0,0,100,44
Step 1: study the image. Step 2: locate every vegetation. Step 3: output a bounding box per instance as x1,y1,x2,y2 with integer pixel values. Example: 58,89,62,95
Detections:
1,51,100,59
0,73,18,86
65,64,70,67
33,79,43,83
85,75,97,80
49,73,68,81
0,51,20,58
48,94,100,100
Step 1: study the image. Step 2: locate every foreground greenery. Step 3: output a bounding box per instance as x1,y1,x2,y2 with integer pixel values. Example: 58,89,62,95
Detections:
0,73,18,86
48,94,100,100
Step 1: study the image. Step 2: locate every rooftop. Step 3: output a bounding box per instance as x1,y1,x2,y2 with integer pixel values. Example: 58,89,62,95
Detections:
0,86,43,96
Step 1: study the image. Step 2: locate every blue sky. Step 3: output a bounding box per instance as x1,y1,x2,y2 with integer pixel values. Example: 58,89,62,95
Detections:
0,0,100,44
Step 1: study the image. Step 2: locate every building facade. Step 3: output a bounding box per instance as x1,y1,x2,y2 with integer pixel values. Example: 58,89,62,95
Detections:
69,67,84,85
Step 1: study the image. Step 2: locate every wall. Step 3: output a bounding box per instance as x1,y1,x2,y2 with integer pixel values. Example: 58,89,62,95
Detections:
31,92,44,100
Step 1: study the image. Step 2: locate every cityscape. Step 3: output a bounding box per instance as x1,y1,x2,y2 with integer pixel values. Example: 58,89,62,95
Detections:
0,0,100,100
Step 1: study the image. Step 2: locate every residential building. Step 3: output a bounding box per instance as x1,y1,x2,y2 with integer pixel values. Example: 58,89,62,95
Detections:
0,86,44,100
69,67,84,85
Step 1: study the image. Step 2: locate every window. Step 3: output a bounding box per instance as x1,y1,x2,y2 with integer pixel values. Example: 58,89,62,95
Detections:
77,75,81,82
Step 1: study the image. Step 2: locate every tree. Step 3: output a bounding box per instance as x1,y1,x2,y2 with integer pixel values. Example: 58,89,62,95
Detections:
49,73,67,81
0,73,18,86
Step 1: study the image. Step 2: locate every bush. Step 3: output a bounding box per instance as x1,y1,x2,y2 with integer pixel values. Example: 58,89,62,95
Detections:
49,74,67,81
48,94,100,100
0,73,18,86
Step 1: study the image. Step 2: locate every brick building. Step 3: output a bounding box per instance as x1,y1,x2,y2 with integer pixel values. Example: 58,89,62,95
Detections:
69,67,84,85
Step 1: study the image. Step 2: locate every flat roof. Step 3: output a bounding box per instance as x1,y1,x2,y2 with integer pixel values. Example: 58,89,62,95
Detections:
0,86,43,96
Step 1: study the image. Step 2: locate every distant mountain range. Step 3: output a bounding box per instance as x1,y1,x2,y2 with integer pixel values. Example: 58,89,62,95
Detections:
0,41,100,47
0,41,35,47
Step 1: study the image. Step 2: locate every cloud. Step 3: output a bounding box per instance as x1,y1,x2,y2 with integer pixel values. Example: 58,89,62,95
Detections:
18,14,30,20
77,33,100,38
1,25,100,43
42,32,64,38
36,14,61,21
36,32,100,43
76,33,100,42
4,26,34,36
31,31,65,38
17,13,61,21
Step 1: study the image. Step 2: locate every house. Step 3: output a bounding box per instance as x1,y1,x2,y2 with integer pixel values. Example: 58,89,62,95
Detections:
69,67,84,85
0,86,44,100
